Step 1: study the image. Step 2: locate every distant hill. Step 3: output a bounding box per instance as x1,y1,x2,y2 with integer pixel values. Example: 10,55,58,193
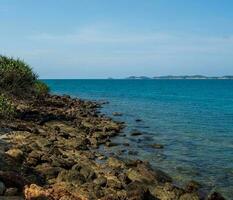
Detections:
125,75,233,80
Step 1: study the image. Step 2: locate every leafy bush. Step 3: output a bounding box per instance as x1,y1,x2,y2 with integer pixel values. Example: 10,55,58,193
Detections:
0,55,37,97
0,94,15,119
34,80,50,96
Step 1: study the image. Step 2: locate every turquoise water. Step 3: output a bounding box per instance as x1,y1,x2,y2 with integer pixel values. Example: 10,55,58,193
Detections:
44,79,233,199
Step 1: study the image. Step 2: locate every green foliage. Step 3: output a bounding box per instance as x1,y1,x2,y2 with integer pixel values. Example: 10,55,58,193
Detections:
0,94,15,119
0,55,37,97
34,80,50,96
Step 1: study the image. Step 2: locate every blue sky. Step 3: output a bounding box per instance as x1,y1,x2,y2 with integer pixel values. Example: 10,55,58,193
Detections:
0,0,233,78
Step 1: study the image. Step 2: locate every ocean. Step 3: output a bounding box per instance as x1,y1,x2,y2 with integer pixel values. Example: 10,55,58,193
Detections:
44,79,233,199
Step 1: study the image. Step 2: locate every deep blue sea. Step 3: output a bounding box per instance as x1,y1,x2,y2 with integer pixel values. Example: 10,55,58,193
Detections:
44,79,233,199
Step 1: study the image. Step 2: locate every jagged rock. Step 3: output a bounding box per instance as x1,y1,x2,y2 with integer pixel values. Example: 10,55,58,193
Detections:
57,170,86,185
127,162,172,184
107,157,126,169
179,193,200,200
24,184,53,200
126,181,155,200
94,176,107,187
151,182,184,200
5,148,24,161
36,163,61,180
107,176,122,189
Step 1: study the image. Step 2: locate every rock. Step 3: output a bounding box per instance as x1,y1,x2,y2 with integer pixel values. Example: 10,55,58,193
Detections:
128,151,139,155
0,181,6,195
107,157,125,169
179,193,200,200
207,192,225,200
112,112,123,116
36,164,61,180
149,143,164,149
79,166,96,181
152,182,184,200
57,170,86,185
107,176,122,189
4,187,18,196
105,141,119,147
126,181,153,200
131,130,143,136
0,171,27,190
185,180,201,193
127,162,172,184
123,143,130,146
5,148,24,161
36,138,52,149
24,184,52,199
94,176,107,187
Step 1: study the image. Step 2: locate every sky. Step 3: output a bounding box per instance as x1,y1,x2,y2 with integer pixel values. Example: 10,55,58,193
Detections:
0,0,233,78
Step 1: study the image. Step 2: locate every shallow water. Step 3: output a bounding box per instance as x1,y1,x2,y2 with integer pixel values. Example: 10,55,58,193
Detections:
44,79,233,199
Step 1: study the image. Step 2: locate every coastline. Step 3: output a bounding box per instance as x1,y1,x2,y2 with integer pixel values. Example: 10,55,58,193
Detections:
0,94,225,199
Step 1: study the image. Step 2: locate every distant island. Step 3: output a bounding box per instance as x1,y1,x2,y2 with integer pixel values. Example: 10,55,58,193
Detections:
125,75,233,80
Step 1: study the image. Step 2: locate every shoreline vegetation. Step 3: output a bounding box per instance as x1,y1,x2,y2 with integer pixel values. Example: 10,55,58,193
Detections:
0,56,225,199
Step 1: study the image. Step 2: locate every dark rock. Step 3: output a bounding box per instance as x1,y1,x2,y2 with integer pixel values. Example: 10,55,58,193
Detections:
123,143,130,146
131,130,143,136
128,151,139,155
94,176,107,187
0,181,6,195
105,141,119,147
0,171,27,190
207,192,225,200
4,187,18,196
57,170,86,185
185,180,201,193
126,181,155,200
36,164,61,180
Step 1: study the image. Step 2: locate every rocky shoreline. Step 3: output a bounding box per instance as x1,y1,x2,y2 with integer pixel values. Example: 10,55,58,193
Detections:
0,94,225,199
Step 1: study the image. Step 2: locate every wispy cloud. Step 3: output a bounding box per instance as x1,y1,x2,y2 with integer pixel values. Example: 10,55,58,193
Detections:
4,24,233,78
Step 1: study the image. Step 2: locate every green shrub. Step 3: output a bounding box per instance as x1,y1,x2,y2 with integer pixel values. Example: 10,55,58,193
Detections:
34,80,50,96
0,94,15,119
0,55,37,97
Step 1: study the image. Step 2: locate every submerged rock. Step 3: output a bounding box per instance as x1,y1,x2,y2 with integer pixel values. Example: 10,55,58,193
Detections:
207,192,225,200
0,181,6,195
131,130,143,136
112,112,123,116
149,143,164,149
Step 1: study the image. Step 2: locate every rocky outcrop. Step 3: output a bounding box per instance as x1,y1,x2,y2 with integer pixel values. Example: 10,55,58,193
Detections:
0,94,225,199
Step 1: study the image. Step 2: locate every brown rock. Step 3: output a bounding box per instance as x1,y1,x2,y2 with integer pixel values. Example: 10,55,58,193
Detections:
5,148,24,161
